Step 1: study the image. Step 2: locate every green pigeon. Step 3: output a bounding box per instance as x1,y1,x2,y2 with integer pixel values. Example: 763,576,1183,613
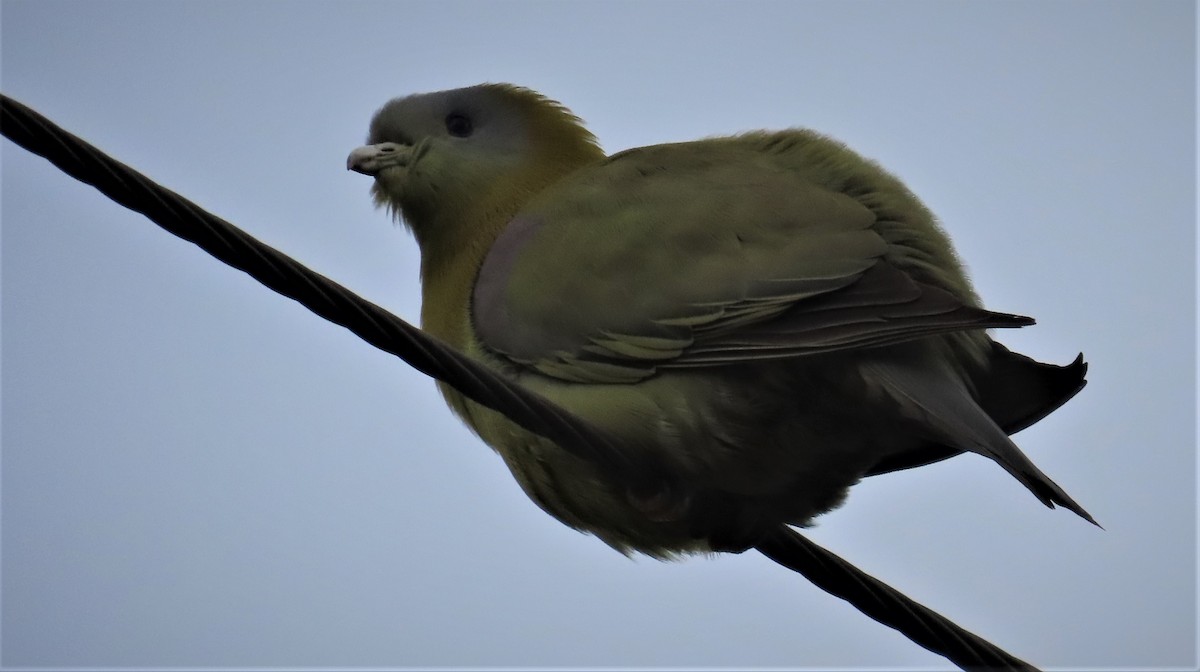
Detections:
347,83,1093,556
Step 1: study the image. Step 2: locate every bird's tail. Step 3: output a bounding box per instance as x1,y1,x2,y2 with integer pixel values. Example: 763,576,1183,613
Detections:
862,357,1098,526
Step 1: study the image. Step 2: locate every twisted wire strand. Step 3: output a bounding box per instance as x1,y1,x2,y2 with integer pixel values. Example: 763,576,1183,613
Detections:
1,92,1036,671
0,93,644,483
756,527,1036,671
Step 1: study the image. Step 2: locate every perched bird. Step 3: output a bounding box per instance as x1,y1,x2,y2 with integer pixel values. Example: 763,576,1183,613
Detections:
347,83,1093,556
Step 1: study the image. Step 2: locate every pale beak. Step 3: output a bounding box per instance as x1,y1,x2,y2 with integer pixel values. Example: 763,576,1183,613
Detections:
346,142,411,176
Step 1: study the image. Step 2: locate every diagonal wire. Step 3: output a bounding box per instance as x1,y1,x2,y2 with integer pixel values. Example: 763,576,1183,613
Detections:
0,93,655,490
756,527,1037,671
1,92,1037,671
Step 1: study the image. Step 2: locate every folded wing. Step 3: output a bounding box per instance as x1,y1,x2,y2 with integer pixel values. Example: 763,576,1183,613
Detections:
473,140,1029,384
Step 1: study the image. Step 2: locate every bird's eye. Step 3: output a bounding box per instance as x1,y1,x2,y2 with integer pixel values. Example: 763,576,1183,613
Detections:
445,113,474,138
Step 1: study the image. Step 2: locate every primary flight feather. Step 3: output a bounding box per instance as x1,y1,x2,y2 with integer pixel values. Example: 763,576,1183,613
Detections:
348,83,1093,556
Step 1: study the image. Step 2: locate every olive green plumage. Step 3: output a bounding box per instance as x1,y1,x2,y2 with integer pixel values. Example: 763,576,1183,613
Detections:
348,83,1092,556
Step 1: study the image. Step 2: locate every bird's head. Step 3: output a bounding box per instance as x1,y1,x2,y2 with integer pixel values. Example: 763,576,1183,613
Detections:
348,83,603,248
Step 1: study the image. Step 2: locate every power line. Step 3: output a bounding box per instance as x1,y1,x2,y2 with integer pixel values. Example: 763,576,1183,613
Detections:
2,93,1037,671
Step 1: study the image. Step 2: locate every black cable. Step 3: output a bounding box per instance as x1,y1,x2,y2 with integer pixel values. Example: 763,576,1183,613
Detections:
756,526,1036,671
0,93,652,488
2,92,1039,671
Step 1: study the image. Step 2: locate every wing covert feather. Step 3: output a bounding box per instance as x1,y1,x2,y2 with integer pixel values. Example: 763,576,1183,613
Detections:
472,140,1027,383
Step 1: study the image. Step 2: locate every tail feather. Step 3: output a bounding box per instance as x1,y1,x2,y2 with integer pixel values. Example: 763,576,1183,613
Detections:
863,357,1098,526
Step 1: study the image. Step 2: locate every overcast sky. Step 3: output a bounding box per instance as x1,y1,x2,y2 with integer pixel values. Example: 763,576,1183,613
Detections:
2,1,1195,670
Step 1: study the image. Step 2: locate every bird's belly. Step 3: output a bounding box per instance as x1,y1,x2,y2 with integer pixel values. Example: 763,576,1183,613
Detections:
439,360,906,556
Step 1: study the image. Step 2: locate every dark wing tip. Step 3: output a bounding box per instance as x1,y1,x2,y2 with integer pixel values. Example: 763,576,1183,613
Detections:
995,312,1036,327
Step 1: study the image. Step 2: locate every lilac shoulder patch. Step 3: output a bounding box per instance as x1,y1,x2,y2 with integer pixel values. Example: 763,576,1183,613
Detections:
472,215,544,353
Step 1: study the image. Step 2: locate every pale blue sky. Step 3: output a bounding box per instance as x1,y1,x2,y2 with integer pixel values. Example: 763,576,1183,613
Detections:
2,1,1195,669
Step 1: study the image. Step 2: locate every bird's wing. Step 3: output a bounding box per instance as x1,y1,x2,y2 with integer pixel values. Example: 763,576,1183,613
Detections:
473,140,1029,384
